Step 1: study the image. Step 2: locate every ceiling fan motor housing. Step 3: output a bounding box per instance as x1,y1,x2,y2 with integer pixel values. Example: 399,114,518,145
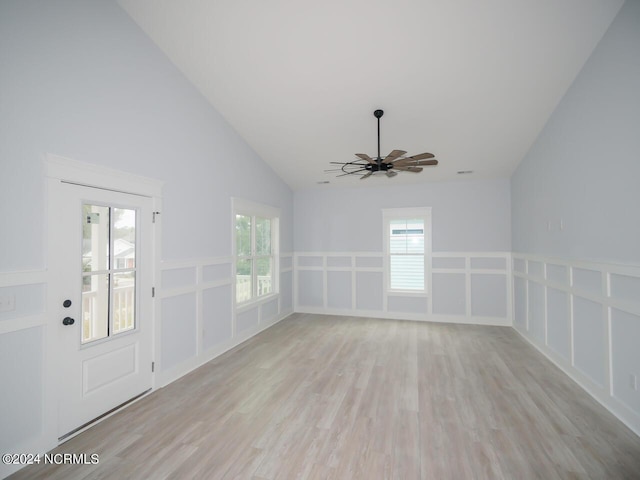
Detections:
366,162,391,172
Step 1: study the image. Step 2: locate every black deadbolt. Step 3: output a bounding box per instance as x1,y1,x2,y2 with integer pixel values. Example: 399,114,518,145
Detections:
62,317,75,326
63,299,72,308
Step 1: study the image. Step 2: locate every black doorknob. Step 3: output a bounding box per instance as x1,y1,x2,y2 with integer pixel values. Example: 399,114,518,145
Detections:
63,299,72,308
62,317,75,326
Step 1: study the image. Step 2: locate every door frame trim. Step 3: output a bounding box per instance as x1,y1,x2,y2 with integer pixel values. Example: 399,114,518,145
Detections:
45,154,164,197
44,153,163,448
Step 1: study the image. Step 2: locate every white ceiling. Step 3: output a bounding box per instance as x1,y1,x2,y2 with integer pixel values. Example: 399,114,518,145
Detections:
118,0,623,191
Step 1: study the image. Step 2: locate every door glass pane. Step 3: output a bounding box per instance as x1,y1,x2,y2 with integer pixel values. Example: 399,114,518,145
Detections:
113,271,135,334
236,215,251,256
80,203,139,344
256,257,272,296
255,217,271,255
236,258,252,303
82,274,109,343
113,208,136,270
83,205,110,272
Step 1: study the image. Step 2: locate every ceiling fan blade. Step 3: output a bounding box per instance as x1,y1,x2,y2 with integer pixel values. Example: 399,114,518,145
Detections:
394,166,423,173
383,149,407,163
336,168,368,177
386,171,398,178
355,153,376,164
401,152,435,161
360,172,373,180
330,161,368,166
394,159,438,167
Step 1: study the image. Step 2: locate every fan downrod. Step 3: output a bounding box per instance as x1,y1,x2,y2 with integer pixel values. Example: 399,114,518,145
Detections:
374,109,384,159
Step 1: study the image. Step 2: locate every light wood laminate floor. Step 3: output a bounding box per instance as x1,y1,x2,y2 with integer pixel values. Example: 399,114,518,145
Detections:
11,314,640,479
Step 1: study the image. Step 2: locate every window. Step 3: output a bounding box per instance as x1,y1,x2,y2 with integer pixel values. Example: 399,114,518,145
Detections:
82,204,137,343
383,207,431,293
233,199,279,304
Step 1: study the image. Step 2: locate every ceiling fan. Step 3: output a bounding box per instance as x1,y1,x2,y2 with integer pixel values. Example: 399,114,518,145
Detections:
327,109,438,180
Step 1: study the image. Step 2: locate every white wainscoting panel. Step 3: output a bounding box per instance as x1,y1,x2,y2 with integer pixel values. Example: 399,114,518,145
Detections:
432,273,466,315
294,252,511,326
161,267,196,290
512,253,640,436
0,325,44,453
202,284,232,351
297,270,324,307
327,271,352,310
158,253,294,386
280,270,293,313
160,292,197,371
356,271,384,312
0,271,47,335
0,270,49,478
0,252,294,477
236,306,259,333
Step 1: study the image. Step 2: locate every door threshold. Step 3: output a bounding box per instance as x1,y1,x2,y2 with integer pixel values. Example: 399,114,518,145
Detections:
58,388,152,442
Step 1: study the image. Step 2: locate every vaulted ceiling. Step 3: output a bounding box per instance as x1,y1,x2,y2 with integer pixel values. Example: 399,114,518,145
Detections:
118,0,623,190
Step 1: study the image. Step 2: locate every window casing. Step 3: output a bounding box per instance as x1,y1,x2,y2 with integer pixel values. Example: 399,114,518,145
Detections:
383,207,432,294
233,199,279,305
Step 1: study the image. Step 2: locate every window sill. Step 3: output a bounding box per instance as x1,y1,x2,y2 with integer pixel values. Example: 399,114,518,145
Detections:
386,290,428,297
236,292,279,312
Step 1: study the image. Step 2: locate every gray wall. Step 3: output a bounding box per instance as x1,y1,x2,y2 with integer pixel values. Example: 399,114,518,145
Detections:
0,0,292,465
295,179,511,253
294,179,512,323
511,0,640,436
0,0,293,267
511,0,640,265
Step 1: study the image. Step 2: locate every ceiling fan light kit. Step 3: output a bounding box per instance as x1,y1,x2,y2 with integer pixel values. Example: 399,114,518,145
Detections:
327,109,438,180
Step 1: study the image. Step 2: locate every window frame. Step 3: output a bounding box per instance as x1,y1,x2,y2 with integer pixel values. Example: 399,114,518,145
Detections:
382,207,432,295
232,198,280,307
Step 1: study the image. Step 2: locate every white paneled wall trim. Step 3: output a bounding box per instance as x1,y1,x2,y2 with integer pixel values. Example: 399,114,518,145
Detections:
294,251,511,326
0,270,47,335
158,253,293,387
159,256,233,299
512,253,640,437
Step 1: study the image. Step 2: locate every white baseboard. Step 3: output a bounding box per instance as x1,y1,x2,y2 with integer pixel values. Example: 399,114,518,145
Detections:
294,306,511,327
513,325,640,438
511,253,640,439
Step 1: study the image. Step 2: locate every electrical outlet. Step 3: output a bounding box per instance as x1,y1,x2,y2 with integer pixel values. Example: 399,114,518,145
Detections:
630,374,638,391
0,294,16,312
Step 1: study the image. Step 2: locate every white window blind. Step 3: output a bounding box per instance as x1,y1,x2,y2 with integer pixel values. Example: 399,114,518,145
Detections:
389,218,425,290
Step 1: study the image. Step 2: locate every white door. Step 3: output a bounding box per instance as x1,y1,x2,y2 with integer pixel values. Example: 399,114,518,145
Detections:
50,181,154,439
